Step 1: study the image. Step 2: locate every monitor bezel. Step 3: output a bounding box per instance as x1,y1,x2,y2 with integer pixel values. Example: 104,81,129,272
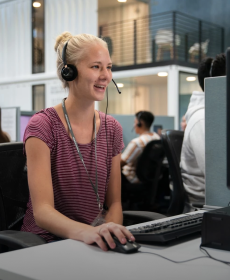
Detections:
226,47,230,189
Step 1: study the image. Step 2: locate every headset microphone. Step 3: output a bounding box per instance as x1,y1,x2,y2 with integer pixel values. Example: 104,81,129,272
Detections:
112,79,121,94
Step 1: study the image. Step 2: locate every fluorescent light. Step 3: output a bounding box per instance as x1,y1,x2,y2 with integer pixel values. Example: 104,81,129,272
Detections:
33,2,41,7
186,76,196,82
157,72,168,77
118,0,127,2
117,83,124,88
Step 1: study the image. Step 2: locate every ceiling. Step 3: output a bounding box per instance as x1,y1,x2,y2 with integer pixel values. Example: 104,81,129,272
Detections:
110,74,167,88
98,0,148,10
110,73,201,94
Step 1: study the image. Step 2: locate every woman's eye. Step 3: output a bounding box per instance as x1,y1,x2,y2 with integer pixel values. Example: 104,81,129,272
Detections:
107,66,112,70
92,65,99,69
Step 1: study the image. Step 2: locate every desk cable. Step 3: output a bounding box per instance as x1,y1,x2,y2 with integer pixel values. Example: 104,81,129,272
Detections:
137,247,230,266
135,207,230,266
199,246,230,266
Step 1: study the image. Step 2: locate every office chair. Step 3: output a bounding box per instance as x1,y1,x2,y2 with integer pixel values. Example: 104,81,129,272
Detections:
122,140,168,226
161,129,188,216
0,142,46,253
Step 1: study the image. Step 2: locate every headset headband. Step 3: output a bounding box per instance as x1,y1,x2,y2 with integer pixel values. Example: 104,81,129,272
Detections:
209,59,214,77
62,40,69,67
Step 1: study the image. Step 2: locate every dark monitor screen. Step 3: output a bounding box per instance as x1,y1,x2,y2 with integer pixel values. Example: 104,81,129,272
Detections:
227,47,230,189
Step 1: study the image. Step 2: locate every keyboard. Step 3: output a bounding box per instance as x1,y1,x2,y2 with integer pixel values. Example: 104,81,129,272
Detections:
127,210,206,243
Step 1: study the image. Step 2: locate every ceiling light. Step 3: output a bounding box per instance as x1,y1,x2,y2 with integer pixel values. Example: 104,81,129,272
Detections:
186,76,196,82
33,2,41,7
118,0,127,2
117,83,124,88
157,72,168,77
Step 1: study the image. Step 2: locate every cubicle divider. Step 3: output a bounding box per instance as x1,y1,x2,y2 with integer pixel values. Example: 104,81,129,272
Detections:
1,107,20,142
1,109,174,147
205,76,230,207
111,114,174,148
0,108,37,142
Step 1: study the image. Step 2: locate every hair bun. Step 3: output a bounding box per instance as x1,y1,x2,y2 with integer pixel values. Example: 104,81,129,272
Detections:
54,31,73,52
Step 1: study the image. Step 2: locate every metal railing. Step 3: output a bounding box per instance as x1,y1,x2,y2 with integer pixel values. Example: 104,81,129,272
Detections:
99,11,224,69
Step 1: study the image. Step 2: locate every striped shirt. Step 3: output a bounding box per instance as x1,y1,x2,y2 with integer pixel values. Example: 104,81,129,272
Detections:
121,132,160,183
21,108,124,242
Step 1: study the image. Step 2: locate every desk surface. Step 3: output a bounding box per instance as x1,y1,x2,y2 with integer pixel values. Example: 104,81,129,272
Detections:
0,236,229,280
0,235,230,280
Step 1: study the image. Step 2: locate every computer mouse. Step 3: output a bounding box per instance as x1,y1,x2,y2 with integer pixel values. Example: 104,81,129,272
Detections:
103,236,141,254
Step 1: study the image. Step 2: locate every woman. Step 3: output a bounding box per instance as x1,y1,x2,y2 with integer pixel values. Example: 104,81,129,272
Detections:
21,32,134,251
0,108,10,143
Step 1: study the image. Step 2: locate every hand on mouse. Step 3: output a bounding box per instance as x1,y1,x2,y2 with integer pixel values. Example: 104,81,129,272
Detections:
81,222,135,251
98,222,135,251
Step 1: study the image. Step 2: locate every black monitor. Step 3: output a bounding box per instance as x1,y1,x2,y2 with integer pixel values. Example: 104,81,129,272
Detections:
227,48,230,189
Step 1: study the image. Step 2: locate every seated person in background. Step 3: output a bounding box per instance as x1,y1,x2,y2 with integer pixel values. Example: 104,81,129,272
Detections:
121,111,160,184
180,115,187,131
0,108,10,143
181,53,226,211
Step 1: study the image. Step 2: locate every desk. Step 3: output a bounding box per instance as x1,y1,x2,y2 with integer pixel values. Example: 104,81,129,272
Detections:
0,236,229,280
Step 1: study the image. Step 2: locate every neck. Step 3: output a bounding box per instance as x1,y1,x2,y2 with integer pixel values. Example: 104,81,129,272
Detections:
139,129,151,135
64,94,95,126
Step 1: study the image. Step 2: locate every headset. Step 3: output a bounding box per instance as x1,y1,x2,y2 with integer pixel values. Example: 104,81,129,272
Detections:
209,59,215,77
61,40,121,93
136,111,143,127
131,111,143,132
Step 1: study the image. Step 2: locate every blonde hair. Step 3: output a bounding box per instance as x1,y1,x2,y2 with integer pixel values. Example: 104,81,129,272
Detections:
54,32,108,88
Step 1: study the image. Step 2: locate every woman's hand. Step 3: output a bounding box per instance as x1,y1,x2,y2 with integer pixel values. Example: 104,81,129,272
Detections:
82,222,135,251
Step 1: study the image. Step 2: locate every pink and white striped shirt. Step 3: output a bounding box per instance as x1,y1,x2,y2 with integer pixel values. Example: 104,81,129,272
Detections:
21,108,124,242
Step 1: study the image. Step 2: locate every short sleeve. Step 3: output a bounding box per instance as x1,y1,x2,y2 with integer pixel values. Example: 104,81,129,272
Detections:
112,118,124,157
121,141,139,163
23,112,54,152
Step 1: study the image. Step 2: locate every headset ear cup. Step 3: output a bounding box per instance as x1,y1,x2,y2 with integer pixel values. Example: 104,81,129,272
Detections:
61,64,78,81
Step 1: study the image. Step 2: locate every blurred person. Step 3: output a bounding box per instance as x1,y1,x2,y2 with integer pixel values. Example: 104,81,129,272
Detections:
121,111,160,184
0,108,10,143
181,53,226,211
180,115,187,131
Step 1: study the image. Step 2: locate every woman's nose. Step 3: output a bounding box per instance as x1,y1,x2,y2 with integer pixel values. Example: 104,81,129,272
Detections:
100,68,111,81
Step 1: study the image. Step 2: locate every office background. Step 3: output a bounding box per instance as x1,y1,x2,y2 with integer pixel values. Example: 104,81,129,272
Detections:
0,0,229,132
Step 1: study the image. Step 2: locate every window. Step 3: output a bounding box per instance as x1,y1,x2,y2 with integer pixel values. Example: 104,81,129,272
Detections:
98,74,167,116
32,85,45,111
32,0,45,73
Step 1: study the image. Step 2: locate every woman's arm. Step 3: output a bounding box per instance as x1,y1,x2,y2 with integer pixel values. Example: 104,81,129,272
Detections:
105,153,123,224
26,138,134,250
26,137,93,239
92,153,135,246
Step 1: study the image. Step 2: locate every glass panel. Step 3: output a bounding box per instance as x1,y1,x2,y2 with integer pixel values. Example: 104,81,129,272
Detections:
179,72,201,129
98,74,167,116
32,84,45,111
32,0,45,73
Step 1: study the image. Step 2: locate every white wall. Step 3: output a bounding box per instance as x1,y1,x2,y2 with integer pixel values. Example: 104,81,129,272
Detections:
0,0,31,81
0,0,98,110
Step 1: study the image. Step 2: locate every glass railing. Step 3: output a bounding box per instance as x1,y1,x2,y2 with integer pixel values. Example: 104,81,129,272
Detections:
99,11,224,69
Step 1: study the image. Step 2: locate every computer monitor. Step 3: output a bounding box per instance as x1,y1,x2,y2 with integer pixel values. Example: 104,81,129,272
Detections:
153,125,163,135
227,48,230,189
20,111,36,141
